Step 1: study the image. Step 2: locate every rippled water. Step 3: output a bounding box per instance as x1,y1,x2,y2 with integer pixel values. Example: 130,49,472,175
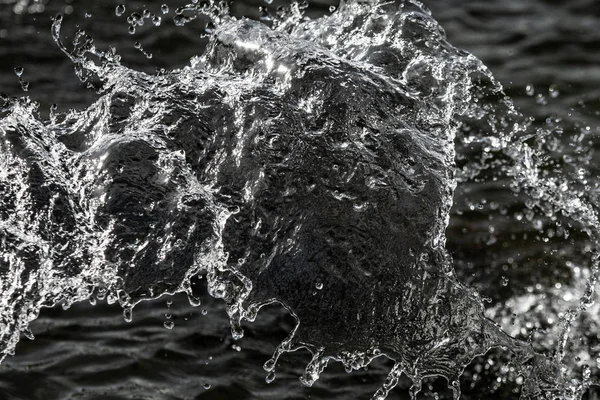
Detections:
1,1,599,399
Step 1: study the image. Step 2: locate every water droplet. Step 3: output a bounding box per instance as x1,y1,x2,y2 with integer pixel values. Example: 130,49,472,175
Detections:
203,383,211,390
115,4,125,16
165,313,172,319
173,15,186,26
201,309,208,315
134,41,141,49
161,4,169,14
315,282,323,290
152,16,162,26
329,5,336,12
549,84,560,98
525,84,535,96
14,66,24,77
232,344,241,351
266,372,276,383
164,320,175,329
85,12,92,18
143,9,151,18
123,307,133,322
20,81,29,92
501,276,509,286
128,25,135,35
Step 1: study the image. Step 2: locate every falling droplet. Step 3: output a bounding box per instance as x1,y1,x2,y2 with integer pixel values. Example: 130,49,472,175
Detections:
173,15,186,26
143,9,151,18
201,309,208,315
20,81,29,92
501,276,509,286
203,383,211,390
14,66,24,77
85,12,92,18
329,5,336,12
161,4,169,14
115,4,125,16
128,25,135,35
266,372,276,384
134,41,141,49
525,84,535,96
315,282,323,290
164,320,175,329
123,307,133,322
152,16,161,26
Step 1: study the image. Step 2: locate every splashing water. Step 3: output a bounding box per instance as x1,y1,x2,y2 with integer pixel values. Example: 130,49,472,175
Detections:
0,1,598,399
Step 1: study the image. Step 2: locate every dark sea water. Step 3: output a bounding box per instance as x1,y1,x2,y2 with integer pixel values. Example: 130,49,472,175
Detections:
1,1,600,399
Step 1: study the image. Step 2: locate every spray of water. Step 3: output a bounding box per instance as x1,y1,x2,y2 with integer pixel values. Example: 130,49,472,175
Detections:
0,1,598,398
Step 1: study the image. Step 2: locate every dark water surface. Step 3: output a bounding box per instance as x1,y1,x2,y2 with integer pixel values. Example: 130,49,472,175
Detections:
1,1,599,399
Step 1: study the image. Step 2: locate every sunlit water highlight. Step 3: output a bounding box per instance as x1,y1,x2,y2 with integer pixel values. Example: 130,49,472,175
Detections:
0,1,599,399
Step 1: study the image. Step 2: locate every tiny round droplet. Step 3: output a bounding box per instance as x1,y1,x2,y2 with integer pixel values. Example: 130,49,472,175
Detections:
115,4,125,16
152,16,162,26
128,25,136,34
201,309,208,315
161,4,169,13
164,320,175,329
315,282,323,290
14,67,24,77
85,12,92,18
329,5,336,12
134,41,141,49
525,84,535,96
203,383,211,390
143,9,151,18
165,313,172,319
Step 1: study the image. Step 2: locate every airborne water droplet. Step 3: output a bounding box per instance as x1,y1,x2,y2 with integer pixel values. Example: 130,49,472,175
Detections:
203,383,211,390
123,307,132,322
161,4,169,14
164,320,175,329
115,4,125,16
525,84,535,96
266,372,276,384
14,66,24,77
152,16,161,26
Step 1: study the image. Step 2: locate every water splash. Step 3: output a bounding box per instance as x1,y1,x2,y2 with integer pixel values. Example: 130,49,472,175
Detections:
0,1,598,398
